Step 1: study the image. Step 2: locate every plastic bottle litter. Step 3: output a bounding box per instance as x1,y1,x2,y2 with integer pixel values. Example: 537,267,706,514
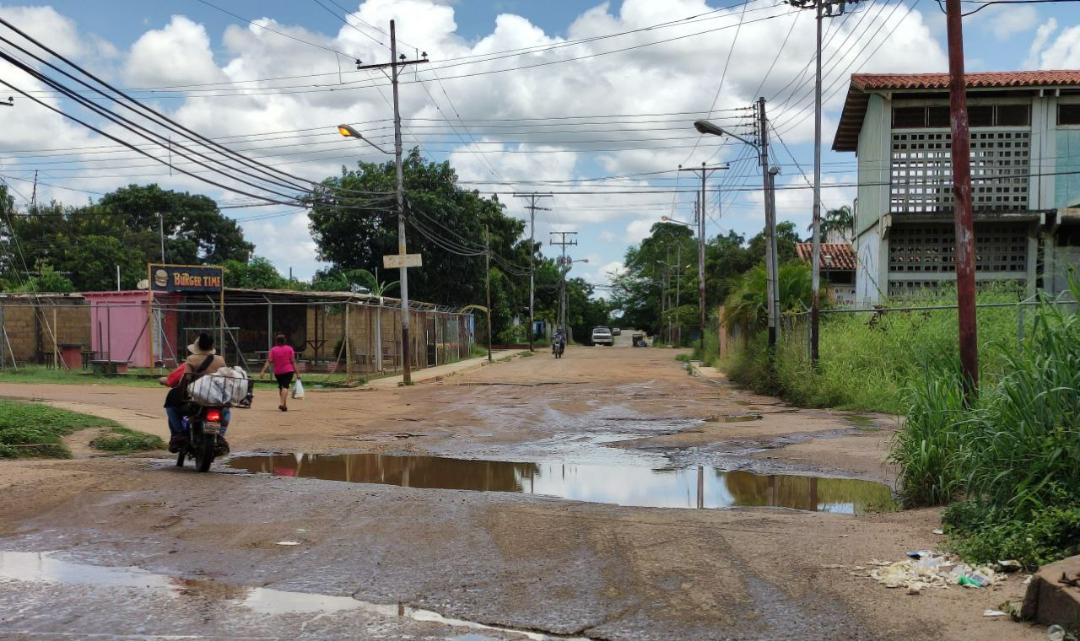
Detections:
1047,624,1065,641
983,609,1008,617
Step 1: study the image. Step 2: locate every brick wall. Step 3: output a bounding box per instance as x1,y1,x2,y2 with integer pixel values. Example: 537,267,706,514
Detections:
0,300,91,364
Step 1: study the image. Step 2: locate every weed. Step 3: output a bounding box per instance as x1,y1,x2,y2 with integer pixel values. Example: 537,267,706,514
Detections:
0,399,118,458
90,426,165,454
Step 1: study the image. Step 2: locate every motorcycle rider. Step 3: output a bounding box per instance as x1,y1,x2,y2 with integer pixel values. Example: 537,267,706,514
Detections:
159,333,230,453
552,328,566,355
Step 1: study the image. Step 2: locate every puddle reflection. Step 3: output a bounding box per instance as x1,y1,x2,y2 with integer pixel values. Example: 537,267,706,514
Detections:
229,453,895,515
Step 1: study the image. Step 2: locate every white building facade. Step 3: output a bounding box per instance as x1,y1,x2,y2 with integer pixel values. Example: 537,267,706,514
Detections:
832,71,1080,304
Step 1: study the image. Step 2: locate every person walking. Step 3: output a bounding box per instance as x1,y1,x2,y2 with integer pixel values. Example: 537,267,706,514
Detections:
260,333,300,412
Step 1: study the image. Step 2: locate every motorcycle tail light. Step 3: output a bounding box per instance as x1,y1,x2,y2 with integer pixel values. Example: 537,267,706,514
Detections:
205,409,222,422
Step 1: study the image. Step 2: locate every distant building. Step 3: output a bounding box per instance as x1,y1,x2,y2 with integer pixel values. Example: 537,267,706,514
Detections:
833,71,1080,304
795,242,856,307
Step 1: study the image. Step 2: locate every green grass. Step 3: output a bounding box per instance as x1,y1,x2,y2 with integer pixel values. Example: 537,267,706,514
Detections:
887,287,1080,567
90,426,165,454
0,366,164,388
0,398,163,458
719,287,1028,413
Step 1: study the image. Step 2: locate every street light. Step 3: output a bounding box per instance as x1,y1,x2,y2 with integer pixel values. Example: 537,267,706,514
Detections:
693,116,781,351
337,124,391,154
556,257,587,339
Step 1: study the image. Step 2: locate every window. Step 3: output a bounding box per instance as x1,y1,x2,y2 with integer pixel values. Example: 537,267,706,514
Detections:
893,106,926,128
996,104,1030,126
1060,103,1080,126
892,104,1030,129
968,105,993,127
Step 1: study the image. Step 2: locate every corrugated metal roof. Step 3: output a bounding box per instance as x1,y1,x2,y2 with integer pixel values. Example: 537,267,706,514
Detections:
795,242,856,271
833,70,1080,152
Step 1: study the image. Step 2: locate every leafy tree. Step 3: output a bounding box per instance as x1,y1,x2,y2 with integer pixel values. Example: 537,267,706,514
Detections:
2,184,254,292
10,263,75,293
723,262,816,331
748,220,801,266
821,205,854,242
223,257,290,290
307,150,534,339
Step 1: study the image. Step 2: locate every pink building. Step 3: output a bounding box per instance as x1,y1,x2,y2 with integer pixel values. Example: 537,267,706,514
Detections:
82,291,180,368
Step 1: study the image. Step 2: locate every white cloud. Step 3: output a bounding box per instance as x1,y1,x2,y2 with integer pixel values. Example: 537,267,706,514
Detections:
125,15,224,87
985,5,1038,40
1025,18,1058,67
1027,19,1080,68
625,218,656,243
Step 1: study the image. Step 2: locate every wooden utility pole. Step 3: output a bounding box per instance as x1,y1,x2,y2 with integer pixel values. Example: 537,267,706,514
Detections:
484,226,493,363
549,231,578,335
514,193,552,352
356,21,428,384
678,162,728,350
946,0,979,398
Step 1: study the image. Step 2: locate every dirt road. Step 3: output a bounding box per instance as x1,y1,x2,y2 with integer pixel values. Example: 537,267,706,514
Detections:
0,346,1040,640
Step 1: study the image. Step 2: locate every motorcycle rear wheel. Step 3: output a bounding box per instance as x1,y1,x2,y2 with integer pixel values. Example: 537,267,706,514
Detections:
195,438,215,472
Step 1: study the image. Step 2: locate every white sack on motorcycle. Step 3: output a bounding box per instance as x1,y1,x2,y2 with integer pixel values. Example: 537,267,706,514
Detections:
188,367,249,406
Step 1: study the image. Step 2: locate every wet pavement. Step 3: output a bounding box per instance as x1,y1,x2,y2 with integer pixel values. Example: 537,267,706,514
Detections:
228,452,897,514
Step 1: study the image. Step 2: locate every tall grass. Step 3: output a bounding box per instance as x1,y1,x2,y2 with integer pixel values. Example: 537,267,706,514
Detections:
889,286,1080,566
722,286,1028,413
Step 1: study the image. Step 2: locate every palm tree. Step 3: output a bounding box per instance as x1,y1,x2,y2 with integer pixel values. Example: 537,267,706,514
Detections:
345,269,398,371
820,205,854,243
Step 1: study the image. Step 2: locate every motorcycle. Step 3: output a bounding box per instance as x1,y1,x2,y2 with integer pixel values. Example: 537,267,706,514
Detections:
176,405,229,473
552,338,565,359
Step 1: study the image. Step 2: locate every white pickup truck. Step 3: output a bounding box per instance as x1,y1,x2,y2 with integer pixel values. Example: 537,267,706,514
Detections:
591,326,614,346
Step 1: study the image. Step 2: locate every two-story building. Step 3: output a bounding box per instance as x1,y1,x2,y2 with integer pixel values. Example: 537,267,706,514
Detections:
832,71,1080,304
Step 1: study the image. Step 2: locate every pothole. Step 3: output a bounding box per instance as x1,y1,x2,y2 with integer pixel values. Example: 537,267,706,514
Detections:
228,452,896,514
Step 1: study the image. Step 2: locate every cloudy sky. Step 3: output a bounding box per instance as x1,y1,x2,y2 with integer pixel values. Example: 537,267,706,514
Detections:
0,0,1077,290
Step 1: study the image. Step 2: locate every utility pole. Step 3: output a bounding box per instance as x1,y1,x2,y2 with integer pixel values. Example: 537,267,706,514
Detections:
787,0,862,367
757,97,780,350
549,231,578,336
678,162,728,351
514,193,552,352
356,20,428,385
484,225,493,363
674,242,682,346
158,212,165,262
946,0,979,399
30,170,37,209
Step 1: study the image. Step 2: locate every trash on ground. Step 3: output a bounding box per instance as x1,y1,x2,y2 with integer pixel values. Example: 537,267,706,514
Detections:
867,551,1004,592
275,541,301,546
997,560,1023,573
932,528,945,535
983,609,1008,617
1046,624,1065,641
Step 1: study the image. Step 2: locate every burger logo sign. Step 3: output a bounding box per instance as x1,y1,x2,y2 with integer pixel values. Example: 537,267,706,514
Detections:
148,264,224,293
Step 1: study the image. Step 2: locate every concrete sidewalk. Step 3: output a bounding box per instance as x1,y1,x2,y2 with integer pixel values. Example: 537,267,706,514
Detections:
687,359,727,381
362,350,522,389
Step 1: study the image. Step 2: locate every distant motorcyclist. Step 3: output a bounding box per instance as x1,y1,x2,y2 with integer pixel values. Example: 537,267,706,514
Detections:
552,328,566,358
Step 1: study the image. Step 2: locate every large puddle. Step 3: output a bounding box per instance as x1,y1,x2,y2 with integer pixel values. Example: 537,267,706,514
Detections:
229,453,896,515
0,551,587,640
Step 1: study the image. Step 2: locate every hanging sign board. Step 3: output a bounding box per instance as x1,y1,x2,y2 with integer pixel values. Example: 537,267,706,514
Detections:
148,264,224,293
383,254,423,269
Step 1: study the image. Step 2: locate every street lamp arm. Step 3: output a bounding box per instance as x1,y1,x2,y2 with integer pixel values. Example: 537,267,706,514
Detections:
693,120,757,150
337,124,392,154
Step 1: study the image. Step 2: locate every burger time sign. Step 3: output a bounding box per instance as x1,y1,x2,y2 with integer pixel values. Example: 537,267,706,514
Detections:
149,264,224,293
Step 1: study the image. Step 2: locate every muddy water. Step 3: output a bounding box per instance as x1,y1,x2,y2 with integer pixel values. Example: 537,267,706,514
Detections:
229,453,896,515
0,551,588,640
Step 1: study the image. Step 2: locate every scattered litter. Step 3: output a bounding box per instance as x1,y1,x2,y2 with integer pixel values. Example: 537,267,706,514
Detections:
275,541,301,546
997,560,1022,573
866,551,1004,592
932,528,945,535
1047,624,1066,641
983,609,1008,617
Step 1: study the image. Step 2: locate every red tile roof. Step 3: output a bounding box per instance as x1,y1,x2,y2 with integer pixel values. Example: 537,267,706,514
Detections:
851,70,1080,91
833,70,1080,152
795,242,856,271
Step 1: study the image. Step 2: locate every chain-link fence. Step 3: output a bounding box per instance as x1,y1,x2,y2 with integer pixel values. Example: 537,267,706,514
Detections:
0,290,476,382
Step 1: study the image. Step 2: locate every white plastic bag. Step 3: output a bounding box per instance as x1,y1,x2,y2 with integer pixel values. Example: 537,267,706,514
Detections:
188,367,249,406
292,377,305,400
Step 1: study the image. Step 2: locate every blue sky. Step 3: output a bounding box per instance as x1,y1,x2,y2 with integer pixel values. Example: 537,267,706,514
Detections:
1,0,1077,290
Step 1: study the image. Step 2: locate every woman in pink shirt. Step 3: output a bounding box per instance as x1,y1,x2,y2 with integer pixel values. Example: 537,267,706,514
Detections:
260,333,301,412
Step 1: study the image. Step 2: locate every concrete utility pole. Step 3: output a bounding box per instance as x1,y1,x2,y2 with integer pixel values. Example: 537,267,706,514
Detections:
757,97,781,350
549,231,578,335
158,212,165,262
946,0,979,399
484,225,493,363
355,20,428,384
514,193,552,352
786,0,862,366
678,162,728,351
